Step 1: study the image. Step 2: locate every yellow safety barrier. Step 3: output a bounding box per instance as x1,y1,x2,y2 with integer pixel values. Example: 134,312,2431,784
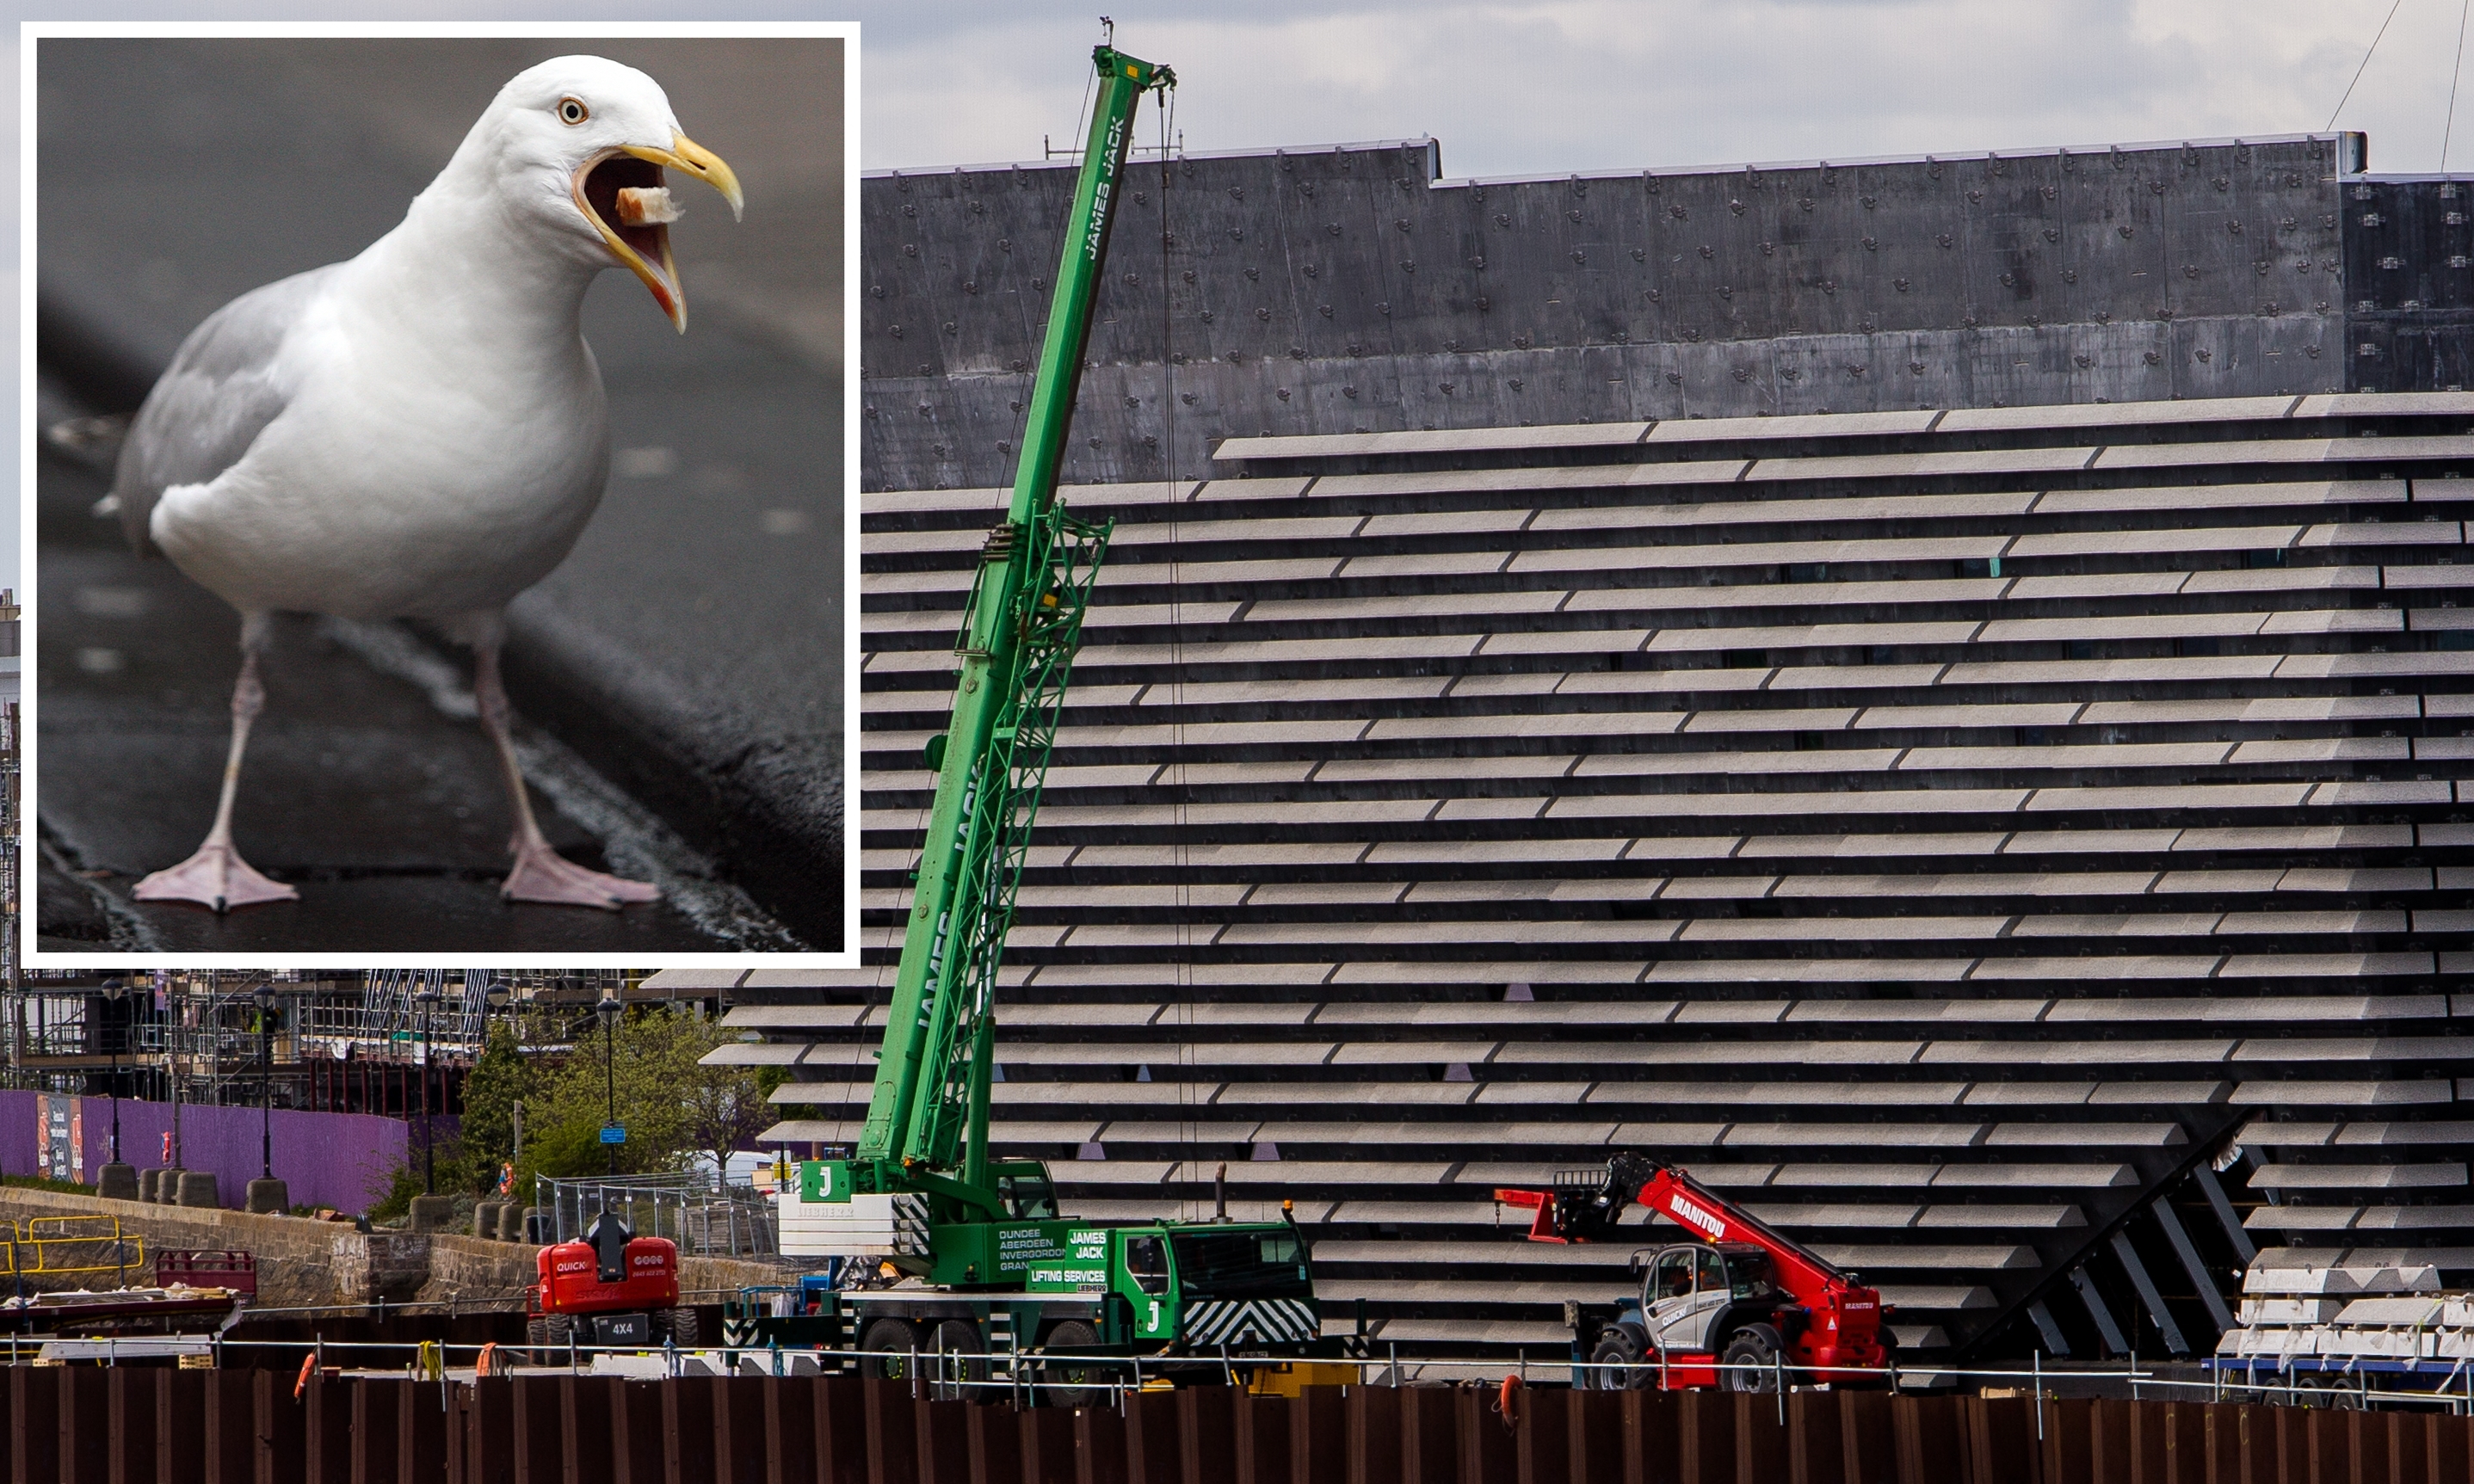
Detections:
0,1216,145,1280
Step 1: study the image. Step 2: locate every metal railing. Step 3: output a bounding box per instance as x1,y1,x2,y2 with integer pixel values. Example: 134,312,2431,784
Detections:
0,1216,143,1281
534,1173,780,1259
9,1328,2462,1419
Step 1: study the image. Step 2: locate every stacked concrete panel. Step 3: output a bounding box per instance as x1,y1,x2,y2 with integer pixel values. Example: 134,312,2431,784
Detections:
714,386,2472,1362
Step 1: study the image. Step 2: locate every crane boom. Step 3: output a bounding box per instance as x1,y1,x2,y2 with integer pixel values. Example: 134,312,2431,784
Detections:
762,50,1335,1369
856,47,1175,1219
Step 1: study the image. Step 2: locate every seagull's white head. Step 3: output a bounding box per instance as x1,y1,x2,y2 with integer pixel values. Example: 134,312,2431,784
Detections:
459,54,743,332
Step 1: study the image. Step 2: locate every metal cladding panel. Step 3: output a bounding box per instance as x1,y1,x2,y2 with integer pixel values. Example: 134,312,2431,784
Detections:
861,136,2361,492
2341,176,2474,391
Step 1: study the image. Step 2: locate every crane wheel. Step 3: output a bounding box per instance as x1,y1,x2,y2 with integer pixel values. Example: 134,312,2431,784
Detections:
1587,1327,1651,1390
860,1317,921,1382
1036,1320,1107,1409
927,1320,989,1402
1719,1325,1785,1393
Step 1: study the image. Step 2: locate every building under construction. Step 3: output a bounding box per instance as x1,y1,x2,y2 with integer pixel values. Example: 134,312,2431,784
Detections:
1,971,637,1120
706,128,2471,1370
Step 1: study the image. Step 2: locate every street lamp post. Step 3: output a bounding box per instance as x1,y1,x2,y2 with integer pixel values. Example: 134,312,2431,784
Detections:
413,985,441,1196
246,984,288,1215
256,986,274,1178
168,976,182,1195
596,991,622,1177
479,982,515,1241
95,981,136,1202
406,983,450,1233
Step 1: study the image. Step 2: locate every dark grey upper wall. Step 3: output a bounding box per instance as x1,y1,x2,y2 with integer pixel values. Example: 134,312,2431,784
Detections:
862,132,2385,492
2345,174,2474,387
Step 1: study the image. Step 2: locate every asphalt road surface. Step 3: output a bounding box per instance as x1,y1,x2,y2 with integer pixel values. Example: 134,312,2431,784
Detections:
34,37,848,954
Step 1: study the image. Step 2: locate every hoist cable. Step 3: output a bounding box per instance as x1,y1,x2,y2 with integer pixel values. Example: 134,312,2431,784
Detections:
2446,0,2471,169
2328,0,2409,130
1154,77,1201,1221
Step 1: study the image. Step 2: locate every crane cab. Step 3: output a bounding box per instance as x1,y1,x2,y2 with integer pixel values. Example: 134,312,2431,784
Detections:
993,1161,1058,1219
1115,1222,1318,1348
1637,1242,1779,1357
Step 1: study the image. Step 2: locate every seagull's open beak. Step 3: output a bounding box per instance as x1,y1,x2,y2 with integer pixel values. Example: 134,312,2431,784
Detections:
571,132,744,333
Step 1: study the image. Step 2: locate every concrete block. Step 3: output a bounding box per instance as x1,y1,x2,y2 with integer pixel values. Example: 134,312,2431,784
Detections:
2006,523,2298,557
1979,611,2265,643
1648,409,1943,443
173,1172,218,1209
1746,446,2095,482
94,1164,138,1202
1512,532,2008,576
2043,479,2403,514
333,1229,432,1302
2185,564,2383,593
1942,396,2301,433
1216,421,1650,463
408,1195,455,1233
2298,518,2469,546
245,1178,288,1215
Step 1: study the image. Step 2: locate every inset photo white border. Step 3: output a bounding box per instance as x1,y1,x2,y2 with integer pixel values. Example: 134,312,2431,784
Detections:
21,21,861,969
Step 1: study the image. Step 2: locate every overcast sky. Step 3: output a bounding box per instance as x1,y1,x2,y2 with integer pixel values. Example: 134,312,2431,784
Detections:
858,1,2474,178
10,0,2474,588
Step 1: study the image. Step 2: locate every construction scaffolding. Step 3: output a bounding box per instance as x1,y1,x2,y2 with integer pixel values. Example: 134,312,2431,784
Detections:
292,969,492,1066
1,970,649,1108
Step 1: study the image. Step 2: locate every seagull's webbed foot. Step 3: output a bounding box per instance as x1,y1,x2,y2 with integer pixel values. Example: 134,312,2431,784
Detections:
501,841,660,910
133,842,299,914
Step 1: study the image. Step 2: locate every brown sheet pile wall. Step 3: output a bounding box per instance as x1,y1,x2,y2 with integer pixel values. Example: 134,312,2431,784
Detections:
4,1364,2470,1484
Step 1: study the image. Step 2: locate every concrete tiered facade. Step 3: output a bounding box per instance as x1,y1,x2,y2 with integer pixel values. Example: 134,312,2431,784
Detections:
715,132,2473,1368
722,391,2473,1364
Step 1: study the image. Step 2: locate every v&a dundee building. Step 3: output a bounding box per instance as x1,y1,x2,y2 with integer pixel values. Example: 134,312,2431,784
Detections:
708,128,2470,1365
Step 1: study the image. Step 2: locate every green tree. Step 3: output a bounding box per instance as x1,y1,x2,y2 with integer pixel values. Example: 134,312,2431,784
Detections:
459,1020,534,1195
513,1007,767,1191
676,1017,776,1180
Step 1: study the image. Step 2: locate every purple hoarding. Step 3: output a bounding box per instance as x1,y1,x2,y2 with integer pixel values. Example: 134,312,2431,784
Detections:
0,1090,408,1212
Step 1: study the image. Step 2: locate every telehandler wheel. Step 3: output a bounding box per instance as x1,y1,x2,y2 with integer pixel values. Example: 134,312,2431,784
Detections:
860,1316,922,1383
1587,1326,1650,1390
927,1319,990,1402
1720,1325,1785,1393
1036,1320,1108,1410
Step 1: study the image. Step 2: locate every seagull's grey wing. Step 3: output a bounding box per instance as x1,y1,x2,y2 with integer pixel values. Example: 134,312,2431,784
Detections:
110,264,341,556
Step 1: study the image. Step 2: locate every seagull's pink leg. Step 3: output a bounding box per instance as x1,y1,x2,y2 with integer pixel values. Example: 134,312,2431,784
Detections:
133,613,297,913
473,640,658,909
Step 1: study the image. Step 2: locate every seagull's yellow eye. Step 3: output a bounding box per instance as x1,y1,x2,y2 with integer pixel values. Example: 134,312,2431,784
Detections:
558,97,589,126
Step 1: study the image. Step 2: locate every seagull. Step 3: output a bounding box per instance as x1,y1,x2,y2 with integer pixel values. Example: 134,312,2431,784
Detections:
108,55,743,912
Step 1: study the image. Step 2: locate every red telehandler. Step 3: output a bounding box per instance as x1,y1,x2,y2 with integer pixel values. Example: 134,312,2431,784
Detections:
1497,1154,1893,1392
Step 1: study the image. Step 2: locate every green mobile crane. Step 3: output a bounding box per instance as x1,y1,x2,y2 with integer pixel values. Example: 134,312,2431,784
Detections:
746,46,1337,1400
